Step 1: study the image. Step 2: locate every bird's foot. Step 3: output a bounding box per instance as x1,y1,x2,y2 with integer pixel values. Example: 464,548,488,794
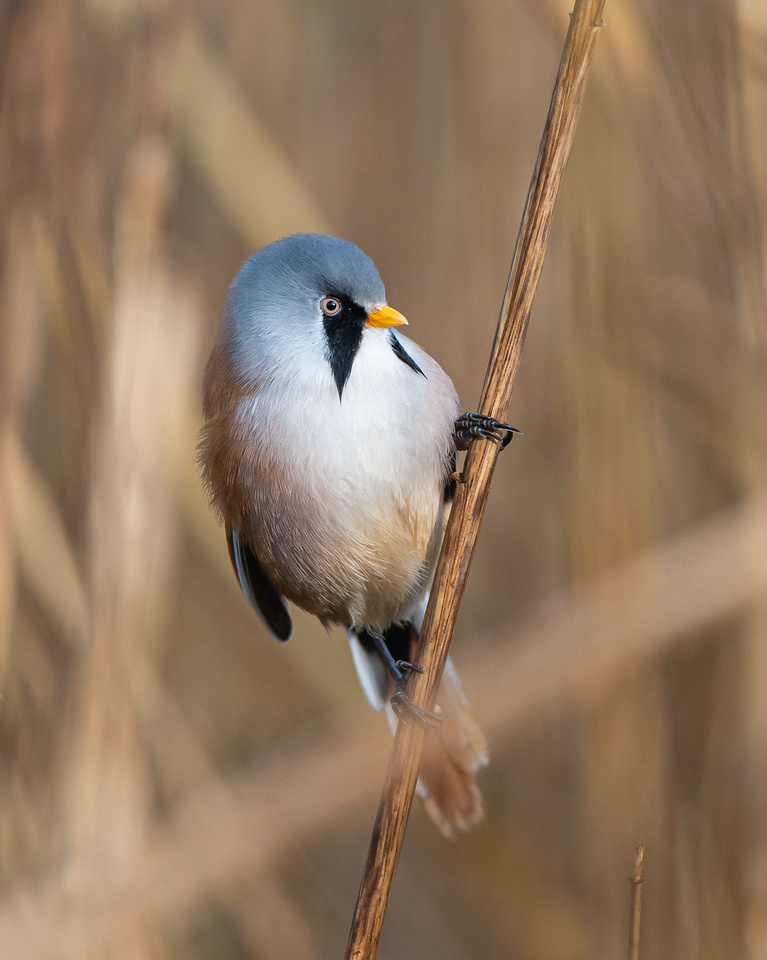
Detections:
390,689,445,727
395,659,424,676
454,412,521,451
366,631,442,726
391,661,443,727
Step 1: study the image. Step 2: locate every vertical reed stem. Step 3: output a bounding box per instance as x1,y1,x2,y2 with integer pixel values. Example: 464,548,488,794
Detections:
345,1,607,956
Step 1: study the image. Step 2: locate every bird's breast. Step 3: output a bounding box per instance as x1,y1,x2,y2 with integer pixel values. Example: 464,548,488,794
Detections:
225,339,459,630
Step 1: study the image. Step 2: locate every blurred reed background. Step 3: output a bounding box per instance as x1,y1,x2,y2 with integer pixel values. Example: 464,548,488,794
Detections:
1,0,766,957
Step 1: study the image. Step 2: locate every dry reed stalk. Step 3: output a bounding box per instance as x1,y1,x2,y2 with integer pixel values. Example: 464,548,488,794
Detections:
628,844,644,960
1,492,767,958
0,209,43,679
345,1,607,956
61,9,190,960
6,434,89,645
66,144,174,958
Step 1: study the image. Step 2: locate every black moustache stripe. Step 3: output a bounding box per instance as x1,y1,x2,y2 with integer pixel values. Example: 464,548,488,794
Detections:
323,299,367,399
323,302,426,400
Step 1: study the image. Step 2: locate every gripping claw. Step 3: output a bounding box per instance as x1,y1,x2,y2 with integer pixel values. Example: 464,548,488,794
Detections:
395,659,424,676
367,630,443,727
454,412,521,451
391,691,445,727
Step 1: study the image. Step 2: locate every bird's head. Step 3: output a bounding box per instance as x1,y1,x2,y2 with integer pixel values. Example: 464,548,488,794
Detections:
222,234,408,399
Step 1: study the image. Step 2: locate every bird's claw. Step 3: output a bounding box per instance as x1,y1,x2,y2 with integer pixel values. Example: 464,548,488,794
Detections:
454,412,521,451
395,659,424,676
391,690,445,727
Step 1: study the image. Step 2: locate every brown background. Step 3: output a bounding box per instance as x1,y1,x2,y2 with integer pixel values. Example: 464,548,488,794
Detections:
1,0,767,957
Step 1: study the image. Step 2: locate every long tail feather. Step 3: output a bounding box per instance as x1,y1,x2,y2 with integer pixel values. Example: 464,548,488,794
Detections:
408,657,488,838
350,622,488,837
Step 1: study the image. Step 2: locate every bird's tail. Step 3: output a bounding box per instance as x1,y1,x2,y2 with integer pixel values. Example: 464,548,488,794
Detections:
411,656,488,838
348,624,488,838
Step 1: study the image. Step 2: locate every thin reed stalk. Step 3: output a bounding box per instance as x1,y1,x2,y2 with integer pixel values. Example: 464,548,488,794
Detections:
345,1,608,956
629,844,644,960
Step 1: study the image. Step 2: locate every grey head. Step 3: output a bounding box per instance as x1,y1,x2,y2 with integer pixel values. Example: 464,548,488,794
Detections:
224,234,390,397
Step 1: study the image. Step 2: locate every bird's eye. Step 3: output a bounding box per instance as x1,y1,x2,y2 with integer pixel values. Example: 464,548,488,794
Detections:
321,297,342,317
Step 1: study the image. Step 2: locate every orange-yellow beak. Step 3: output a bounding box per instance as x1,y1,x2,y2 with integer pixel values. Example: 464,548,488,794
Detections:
366,304,408,328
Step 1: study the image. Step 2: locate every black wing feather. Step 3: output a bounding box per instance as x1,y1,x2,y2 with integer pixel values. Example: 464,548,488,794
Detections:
389,331,426,377
226,526,293,642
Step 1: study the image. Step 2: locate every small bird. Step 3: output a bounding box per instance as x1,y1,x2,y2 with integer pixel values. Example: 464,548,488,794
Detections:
199,234,516,837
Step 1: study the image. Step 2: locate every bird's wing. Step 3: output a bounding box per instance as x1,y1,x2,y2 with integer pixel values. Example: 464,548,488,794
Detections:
226,524,293,641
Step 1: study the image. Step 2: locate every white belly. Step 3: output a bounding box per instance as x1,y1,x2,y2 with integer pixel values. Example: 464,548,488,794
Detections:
235,331,459,630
